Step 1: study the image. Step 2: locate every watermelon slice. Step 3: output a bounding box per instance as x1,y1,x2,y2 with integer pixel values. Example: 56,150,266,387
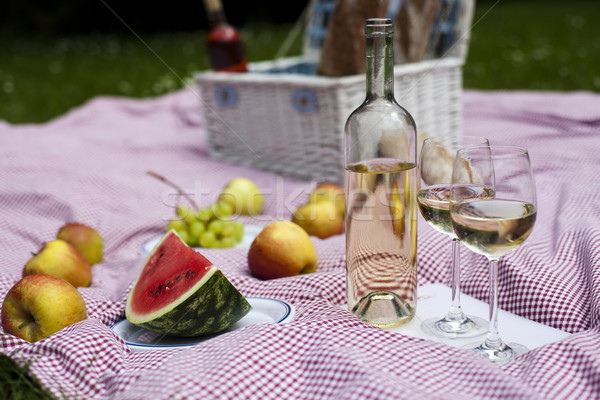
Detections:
125,230,251,337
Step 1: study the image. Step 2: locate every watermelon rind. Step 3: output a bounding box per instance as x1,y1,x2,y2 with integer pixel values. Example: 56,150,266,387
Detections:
125,230,252,337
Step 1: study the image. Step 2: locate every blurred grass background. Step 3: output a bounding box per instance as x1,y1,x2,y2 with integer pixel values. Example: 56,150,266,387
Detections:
1,0,599,124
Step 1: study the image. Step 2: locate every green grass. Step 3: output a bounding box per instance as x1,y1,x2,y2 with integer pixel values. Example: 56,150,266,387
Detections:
0,354,55,400
1,23,302,124
465,0,600,91
0,1,598,123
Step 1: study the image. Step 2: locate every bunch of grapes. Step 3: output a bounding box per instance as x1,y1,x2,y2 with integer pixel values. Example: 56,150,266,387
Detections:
166,202,244,248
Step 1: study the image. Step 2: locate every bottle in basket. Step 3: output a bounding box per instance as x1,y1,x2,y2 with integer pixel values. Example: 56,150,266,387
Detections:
203,0,248,72
344,18,418,328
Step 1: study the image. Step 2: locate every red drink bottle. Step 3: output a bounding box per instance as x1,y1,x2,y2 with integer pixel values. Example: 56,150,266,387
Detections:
203,0,248,72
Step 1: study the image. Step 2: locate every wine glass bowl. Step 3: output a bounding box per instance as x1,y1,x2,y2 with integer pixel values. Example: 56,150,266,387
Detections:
451,145,537,362
417,136,490,338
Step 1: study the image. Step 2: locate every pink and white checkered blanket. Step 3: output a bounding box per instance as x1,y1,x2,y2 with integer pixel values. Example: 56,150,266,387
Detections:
1,88,599,399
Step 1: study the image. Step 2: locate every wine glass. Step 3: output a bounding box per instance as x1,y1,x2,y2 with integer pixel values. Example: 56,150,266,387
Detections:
417,136,490,338
451,145,537,363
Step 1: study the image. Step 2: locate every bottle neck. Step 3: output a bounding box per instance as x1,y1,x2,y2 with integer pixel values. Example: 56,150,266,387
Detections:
365,22,395,101
204,0,227,28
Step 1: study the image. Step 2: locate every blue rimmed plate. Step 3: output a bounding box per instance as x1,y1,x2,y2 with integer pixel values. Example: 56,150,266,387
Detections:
111,297,294,352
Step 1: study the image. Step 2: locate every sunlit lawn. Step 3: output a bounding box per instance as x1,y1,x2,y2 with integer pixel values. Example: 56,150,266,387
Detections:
1,0,598,124
464,0,600,91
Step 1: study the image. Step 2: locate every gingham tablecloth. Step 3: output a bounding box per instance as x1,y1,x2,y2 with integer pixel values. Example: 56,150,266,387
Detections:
1,88,600,399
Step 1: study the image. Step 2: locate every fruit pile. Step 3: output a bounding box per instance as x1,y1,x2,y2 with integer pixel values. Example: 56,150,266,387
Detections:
1,176,347,345
163,177,264,249
166,203,244,249
2,222,102,342
247,182,345,280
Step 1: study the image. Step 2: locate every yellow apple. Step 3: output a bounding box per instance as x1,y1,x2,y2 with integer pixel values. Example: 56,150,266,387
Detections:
247,220,318,279
23,240,92,288
291,200,344,239
308,182,345,216
1,274,87,342
218,177,264,216
57,222,103,266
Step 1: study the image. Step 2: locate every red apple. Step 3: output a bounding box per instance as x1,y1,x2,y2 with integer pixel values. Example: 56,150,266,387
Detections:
2,274,87,342
247,221,318,279
23,240,92,287
57,222,103,266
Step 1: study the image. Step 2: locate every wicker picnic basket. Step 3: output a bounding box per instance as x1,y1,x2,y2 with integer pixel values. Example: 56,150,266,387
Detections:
195,1,471,183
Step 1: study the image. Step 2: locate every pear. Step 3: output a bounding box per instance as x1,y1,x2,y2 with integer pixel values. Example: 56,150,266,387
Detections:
23,240,92,288
292,200,344,239
57,223,103,266
248,221,318,280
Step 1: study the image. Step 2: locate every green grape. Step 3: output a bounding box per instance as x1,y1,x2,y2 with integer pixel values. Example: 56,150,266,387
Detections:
189,220,206,238
166,219,186,233
196,207,212,222
176,204,191,218
233,222,244,242
199,231,217,248
184,212,197,225
221,222,236,238
186,230,199,247
208,219,224,234
177,229,191,245
220,236,236,248
215,201,234,218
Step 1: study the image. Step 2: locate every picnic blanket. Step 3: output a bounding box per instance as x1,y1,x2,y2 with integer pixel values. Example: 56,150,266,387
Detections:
1,87,600,399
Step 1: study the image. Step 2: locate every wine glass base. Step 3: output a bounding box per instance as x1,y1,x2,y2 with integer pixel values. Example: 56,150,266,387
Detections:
421,315,488,339
465,341,529,363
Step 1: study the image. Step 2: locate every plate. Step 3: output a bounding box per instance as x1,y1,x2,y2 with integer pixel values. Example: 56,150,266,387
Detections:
385,284,570,352
141,224,262,256
111,297,294,352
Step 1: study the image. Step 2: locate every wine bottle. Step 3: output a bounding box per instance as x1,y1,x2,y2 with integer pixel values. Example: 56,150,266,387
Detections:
203,0,248,72
344,18,418,328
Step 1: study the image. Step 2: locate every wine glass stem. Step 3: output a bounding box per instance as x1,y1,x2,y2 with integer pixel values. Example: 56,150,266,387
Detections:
484,258,503,349
445,238,465,321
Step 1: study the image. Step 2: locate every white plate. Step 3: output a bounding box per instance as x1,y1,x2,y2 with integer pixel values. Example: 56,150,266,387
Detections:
111,297,294,352
385,283,570,352
141,224,262,256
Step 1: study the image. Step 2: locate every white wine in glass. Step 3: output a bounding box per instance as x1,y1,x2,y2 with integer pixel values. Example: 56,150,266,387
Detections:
417,136,491,338
451,145,537,363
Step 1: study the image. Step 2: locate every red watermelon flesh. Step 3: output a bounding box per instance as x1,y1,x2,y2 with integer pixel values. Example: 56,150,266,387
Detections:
128,233,212,315
125,230,252,337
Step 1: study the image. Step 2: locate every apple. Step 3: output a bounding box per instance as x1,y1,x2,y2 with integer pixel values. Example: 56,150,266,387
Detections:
23,240,92,288
308,182,345,216
57,222,103,266
218,177,264,216
291,200,344,239
248,220,318,279
2,274,87,342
